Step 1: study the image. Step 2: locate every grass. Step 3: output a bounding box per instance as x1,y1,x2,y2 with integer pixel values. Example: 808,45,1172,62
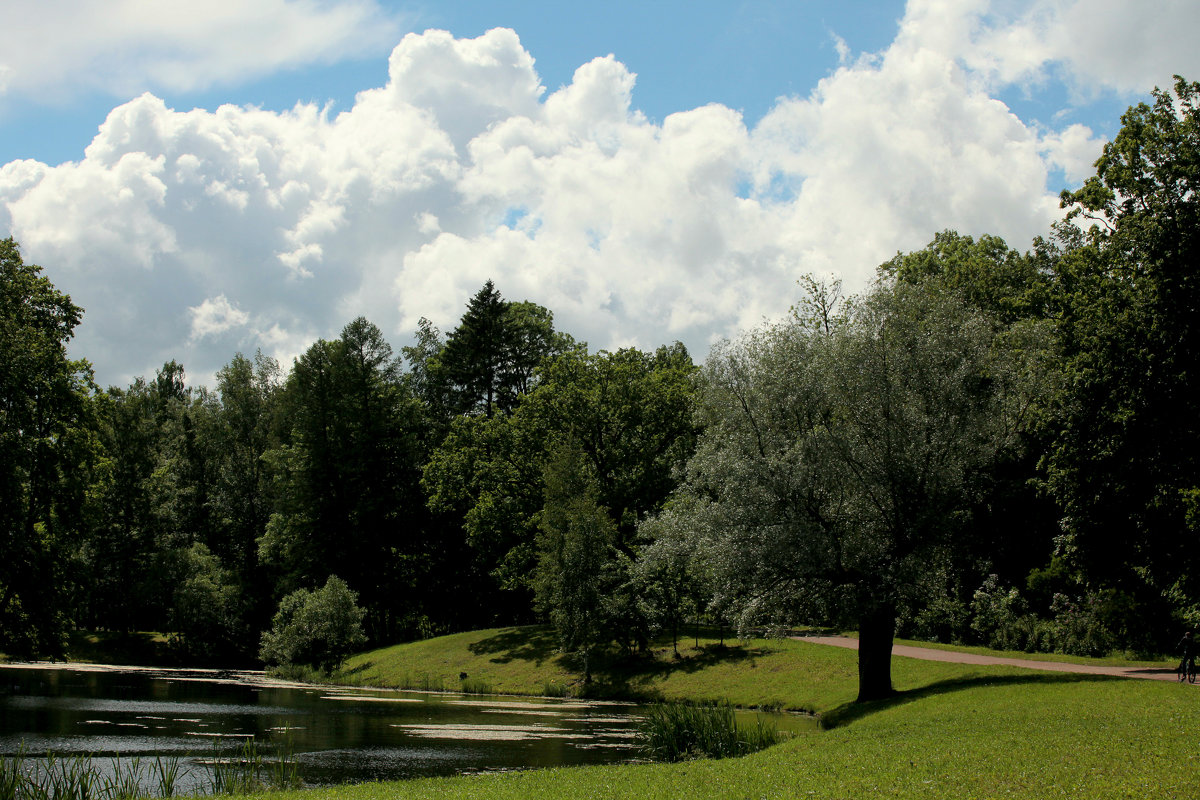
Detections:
637,702,784,761
224,675,1198,799
294,625,1198,798
335,626,1015,713
64,631,174,666
1,740,301,800
14,625,1189,798
891,635,1173,668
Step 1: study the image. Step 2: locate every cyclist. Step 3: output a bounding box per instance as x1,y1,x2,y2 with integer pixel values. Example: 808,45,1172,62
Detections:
1177,631,1197,682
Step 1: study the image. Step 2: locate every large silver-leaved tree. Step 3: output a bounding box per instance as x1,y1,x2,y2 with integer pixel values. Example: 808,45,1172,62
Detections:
643,277,1045,701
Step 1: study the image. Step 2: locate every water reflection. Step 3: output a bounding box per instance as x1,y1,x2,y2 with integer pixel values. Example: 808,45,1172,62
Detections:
0,665,644,787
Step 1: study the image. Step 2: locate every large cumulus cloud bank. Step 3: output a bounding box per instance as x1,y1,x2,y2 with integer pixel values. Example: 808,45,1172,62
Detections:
2,0,1194,387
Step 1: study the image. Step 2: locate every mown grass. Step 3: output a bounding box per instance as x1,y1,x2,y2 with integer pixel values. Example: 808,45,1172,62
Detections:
335,626,1014,713
231,675,1198,799
891,635,1172,668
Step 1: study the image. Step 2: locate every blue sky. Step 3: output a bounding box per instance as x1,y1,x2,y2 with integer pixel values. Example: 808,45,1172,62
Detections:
1,0,1196,386
2,1,913,166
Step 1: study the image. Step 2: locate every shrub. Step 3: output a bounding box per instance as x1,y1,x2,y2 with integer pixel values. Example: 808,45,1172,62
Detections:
1050,592,1116,657
904,594,970,643
259,576,366,672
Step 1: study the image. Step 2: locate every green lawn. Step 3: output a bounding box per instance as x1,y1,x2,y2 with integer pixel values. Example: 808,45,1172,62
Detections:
336,626,1025,714
259,627,1200,798
265,669,1197,799
891,635,1172,668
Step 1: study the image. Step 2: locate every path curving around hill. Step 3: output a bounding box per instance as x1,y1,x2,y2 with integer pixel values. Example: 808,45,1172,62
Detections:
793,634,1187,683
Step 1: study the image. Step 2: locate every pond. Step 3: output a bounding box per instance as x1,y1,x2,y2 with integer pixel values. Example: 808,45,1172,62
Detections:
0,664,810,790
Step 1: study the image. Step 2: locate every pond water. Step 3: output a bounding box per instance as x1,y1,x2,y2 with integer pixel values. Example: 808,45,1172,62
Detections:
0,665,645,788
0,665,811,789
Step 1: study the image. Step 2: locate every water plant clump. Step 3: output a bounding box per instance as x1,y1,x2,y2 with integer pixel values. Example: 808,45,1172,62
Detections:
636,701,785,762
0,739,301,800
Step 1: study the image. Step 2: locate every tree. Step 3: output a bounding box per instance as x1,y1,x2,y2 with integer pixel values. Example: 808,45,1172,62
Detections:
260,318,427,642
643,278,1038,701
434,282,571,418
881,230,1053,324
881,231,1062,617
259,575,367,673
0,239,97,657
422,343,696,625
168,543,246,663
1048,77,1200,636
209,351,281,634
533,441,618,681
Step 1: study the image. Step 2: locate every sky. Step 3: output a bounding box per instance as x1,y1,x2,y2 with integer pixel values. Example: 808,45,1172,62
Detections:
1,0,1196,388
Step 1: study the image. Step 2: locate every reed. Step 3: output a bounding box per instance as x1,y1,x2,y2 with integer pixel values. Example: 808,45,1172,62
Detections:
458,677,494,695
0,740,299,800
636,701,784,762
541,681,568,698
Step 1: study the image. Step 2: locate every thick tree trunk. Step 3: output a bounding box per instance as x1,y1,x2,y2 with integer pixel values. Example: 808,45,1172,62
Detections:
856,599,896,702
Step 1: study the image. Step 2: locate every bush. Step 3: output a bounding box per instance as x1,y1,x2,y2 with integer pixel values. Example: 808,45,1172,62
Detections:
1050,592,1116,657
259,576,367,672
904,594,970,643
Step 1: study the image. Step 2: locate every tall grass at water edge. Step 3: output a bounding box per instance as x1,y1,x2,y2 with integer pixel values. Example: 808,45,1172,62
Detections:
0,739,300,800
636,702,785,762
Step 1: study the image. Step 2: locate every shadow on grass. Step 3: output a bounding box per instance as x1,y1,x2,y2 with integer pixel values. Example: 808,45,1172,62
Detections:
583,641,777,702
821,672,1121,730
468,627,561,667
338,661,374,677
65,630,174,667
467,626,776,701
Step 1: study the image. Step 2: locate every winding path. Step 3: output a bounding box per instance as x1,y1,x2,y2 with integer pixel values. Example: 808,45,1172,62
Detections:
793,634,1186,683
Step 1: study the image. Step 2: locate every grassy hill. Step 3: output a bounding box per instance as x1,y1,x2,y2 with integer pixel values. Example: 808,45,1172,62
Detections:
335,626,1039,713
276,626,1198,798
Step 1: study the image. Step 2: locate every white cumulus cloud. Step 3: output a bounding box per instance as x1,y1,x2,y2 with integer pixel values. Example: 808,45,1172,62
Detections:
0,0,406,102
0,3,1189,387
189,294,250,340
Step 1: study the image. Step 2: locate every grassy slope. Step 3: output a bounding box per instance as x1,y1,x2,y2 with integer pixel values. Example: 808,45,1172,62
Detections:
337,626,1014,713
288,628,1197,798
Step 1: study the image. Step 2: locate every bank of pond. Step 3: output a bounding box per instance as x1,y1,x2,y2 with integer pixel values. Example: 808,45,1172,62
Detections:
0,664,804,795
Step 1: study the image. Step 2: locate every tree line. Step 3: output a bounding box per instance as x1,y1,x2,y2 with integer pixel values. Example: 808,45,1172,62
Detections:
2,78,1197,701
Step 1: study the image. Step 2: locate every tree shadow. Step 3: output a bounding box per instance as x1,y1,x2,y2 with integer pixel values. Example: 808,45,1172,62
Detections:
65,630,174,667
339,661,374,677
467,626,561,667
467,627,776,700
820,672,1121,729
584,642,776,701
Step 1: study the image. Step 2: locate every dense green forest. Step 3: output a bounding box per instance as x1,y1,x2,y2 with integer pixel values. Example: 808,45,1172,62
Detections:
2,79,1198,700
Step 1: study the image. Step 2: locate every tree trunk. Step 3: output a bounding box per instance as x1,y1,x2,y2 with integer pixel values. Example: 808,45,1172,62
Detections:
856,599,896,702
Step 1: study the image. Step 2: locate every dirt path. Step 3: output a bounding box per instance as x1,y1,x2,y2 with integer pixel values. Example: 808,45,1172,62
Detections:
793,635,1187,683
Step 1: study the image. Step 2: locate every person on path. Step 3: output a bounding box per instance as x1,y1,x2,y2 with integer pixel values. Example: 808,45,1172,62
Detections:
1177,631,1196,676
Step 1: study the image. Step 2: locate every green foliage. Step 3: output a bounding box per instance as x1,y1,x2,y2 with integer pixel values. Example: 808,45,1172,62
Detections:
644,276,1042,700
433,281,572,418
534,442,618,678
1048,77,1200,632
0,238,97,658
261,317,428,643
259,575,367,672
636,701,783,762
882,229,1053,323
423,341,696,626
167,543,246,662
